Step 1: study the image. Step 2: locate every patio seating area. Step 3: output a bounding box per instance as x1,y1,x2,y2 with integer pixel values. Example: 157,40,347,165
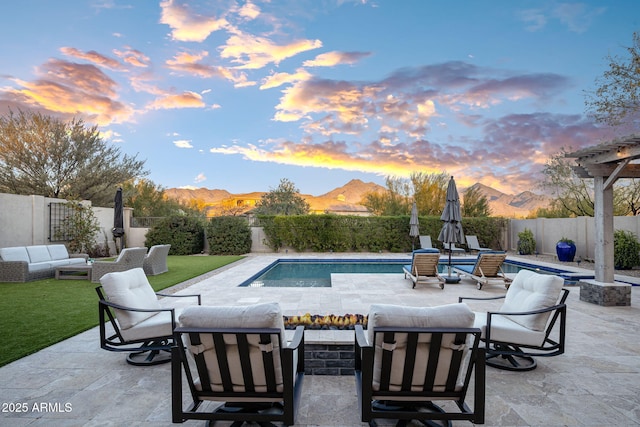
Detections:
1,252,639,426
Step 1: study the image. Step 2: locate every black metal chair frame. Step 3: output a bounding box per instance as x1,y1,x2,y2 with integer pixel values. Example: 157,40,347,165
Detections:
355,325,485,427
96,286,201,366
172,325,305,426
459,288,569,371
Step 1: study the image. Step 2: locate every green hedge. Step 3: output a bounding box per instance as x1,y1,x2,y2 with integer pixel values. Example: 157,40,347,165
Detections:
258,214,507,253
144,215,205,255
207,216,252,255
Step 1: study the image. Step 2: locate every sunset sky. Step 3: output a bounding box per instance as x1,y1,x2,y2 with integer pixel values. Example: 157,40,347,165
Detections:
1,0,638,196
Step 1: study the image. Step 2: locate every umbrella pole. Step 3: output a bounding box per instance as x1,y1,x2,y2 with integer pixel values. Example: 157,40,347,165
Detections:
445,243,460,284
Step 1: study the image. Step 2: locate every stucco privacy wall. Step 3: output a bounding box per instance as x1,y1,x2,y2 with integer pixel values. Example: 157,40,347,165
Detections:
510,216,640,260
0,192,130,255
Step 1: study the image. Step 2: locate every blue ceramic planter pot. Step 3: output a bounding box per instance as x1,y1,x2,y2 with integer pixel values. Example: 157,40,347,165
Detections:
556,241,576,262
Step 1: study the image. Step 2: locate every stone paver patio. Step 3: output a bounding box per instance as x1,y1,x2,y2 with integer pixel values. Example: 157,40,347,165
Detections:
1,253,639,426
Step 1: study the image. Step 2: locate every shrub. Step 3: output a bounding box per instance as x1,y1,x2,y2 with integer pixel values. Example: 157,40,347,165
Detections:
207,216,252,255
145,215,205,255
517,228,536,255
614,229,640,269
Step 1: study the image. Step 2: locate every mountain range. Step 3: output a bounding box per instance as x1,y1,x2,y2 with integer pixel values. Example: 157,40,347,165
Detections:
165,179,551,218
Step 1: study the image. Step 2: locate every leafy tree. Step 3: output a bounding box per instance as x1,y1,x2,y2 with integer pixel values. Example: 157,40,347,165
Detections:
362,172,449,216
253,178,309,215
0,109,147,206
410,172,448,216
362,176,411,215
585,32,640,129
121,179,205,217
462,186,491,217
541,148,640,217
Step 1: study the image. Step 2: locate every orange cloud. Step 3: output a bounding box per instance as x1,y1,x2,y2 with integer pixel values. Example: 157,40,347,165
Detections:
1,59,134,125
220,31,322,69
165,51,252,87
260,68,312,90
60,47,125,70
303,51,371,67
159,0,228,42
112,47,150,68
147,91,205,110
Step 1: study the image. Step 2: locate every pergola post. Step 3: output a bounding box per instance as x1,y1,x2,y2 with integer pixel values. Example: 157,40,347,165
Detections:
594,177,614,283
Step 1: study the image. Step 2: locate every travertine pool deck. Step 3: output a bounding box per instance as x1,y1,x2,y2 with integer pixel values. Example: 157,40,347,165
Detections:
1,253,639,426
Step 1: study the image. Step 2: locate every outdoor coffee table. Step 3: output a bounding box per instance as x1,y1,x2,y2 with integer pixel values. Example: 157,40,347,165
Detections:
55,264,93,281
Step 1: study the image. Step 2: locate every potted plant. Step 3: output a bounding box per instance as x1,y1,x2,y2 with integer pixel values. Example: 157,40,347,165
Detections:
517,228,536,255
556,237,576,262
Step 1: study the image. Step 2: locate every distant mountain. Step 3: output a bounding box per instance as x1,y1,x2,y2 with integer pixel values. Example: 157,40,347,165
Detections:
165,180,549,218
463,183,551,217
165,179,385,215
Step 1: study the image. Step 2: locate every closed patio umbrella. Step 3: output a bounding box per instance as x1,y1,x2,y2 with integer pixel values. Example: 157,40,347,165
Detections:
409,201,420,250
112,187,125,253
438,176,465,283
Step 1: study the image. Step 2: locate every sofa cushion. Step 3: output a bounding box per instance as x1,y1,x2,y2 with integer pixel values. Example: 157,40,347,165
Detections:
0,247,30,263
179,303,286,393
500,269,565,331
47,244,70,261
28,261,54,272
26,246,52,263
367,303,475,392
100,268,161,330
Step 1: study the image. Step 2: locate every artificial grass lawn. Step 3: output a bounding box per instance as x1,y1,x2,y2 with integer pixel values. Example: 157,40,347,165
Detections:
0,255,243,367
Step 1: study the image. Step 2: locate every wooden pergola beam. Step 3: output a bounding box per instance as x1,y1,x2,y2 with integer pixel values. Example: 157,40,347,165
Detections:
571,163,640,179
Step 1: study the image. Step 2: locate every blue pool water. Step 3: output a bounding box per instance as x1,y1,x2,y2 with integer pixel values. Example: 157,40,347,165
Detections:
239,258,591,287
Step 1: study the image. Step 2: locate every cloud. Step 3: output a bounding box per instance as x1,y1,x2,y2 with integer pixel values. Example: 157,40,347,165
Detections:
165,51,252,87
173,139,193,148
272,62,569,140
260,68,312,90
159,0,228,42
194,173,207,183
0,58,134,125
112,47,151,68
219,30,322,69
147,91,205,110
303,51,372,67
60,47,125,70
518,3,606,33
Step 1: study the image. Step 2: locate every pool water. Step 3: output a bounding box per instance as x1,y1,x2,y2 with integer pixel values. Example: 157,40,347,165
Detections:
239,258,586,288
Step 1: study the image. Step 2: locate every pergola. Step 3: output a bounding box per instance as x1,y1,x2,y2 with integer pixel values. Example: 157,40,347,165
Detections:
566,134,640,283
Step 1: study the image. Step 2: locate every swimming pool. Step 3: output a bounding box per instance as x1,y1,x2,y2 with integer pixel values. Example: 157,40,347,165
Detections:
238,258,592,287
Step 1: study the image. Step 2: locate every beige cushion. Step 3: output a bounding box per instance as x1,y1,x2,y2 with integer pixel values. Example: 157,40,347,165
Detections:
367,303,475,392
26,245,52,263
100,268,161,330
500,270,564,331
179,303,286,393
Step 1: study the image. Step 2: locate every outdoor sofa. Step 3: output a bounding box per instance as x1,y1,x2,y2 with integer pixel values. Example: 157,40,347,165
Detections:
0,244,88,282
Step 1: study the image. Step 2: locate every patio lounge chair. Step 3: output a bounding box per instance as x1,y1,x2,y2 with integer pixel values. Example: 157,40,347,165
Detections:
459,269,568,371
465,235,491,252
172,303,305,426
91,247,148,283
419,235,434,249
452,250,511,290
96,268,201,366
142,244,170,275
402,249,445,289
355,303,485,426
